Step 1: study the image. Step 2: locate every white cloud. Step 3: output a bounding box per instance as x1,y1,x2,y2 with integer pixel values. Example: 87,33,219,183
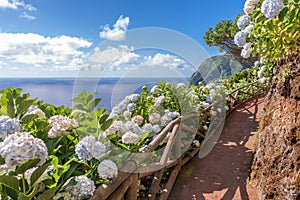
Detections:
20,12,35,20
0,0,36,11
99,16,129,41
86,45,139,70
0,33,92,71
9,66,19,70
142,53,189,69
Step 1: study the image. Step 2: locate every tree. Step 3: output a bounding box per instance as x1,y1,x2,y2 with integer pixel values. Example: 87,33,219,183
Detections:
204,16,256,68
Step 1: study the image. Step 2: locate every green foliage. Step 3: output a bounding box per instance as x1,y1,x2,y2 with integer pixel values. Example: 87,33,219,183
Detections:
0,87,116,199
72,90,113,139
248,0,300,62
204,17,256,67
223,68,259,92
0,87,35,119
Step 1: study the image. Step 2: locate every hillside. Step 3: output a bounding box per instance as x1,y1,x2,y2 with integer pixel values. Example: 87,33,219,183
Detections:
251,52,300,199
188,55,245,85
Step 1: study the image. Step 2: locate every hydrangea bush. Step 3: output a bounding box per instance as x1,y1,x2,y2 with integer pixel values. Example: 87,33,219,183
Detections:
0,87,116,199
235,0,299,82
0,73,263,199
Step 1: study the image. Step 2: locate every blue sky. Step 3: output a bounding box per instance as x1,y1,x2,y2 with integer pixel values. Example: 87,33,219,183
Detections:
0,0,244,77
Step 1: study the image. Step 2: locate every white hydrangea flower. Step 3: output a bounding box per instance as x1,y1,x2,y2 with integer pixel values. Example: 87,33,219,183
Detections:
244,0,260,14
122,131,139,144
237,15,251,30
128,94,140,102
142,123,153,133
104,120,126,137
66,176,95,200
131,115,144,126
244,23,254,33
160,115,172,127
203,125,208,130
154,95,165,107
75,136,106,161
0,116,22,140
123,110,132,119
193,140,200,147
234,31,248,47
258,65,266,78
261,0,284,19
259,77,267,83
127,103,136,112
125,121,143,135
167,111,180,119
107,112,118,120
241,43,252,58
26,106,46,119
117,102,127,112
177,83,185,88
97,159,118,180
254,61,260,67
205,96,212,103
260,56,266,63
152,125,161,133
150,85,160,93
149,113,161,124
47,115,78,138
0,132,48,169
202,101,210,108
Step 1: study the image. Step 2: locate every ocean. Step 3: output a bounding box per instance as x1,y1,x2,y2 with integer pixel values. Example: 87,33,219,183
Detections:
0,77,187,110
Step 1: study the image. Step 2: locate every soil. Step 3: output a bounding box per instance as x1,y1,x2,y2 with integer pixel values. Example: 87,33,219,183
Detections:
169,96,265,200
251,53,300,200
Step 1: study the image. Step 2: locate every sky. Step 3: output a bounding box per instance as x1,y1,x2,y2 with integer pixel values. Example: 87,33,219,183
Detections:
0,0,244,78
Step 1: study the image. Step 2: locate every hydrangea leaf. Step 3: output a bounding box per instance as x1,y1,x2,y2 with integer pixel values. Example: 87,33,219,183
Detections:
17,99,35,116
30,161,52,187
15,158,41,174
0,175,19,192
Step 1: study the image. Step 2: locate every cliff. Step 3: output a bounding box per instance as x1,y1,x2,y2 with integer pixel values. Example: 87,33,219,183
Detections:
251,52,300,199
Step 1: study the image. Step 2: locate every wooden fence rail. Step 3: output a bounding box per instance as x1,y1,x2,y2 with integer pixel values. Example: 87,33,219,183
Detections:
90,81,269,200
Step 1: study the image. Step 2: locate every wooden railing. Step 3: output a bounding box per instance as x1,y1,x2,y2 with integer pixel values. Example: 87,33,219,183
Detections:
90,81,269,200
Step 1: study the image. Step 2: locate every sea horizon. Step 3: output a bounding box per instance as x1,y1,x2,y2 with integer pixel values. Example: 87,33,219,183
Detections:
0,77,188,110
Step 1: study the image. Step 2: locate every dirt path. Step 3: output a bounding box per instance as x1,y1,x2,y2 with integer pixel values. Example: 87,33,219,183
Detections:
169,96,265,200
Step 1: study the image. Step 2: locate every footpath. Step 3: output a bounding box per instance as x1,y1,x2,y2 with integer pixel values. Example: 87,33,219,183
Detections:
169,97,265,200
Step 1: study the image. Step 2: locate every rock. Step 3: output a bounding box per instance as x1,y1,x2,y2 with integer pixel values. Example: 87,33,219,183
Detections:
251,51,300,199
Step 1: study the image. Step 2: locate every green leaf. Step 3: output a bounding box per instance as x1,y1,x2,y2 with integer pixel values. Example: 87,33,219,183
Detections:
21,114,38,124
36,187,57,200
1,185,18,199
30,161,52,186
6,92,15,118
279,7,289,21
73,104,85,111
15,158,40,174
100,118,114,131
18,193,30,200
61,163,79,182
0,175,19,191
138,132,149,144
88,98,102,111
95,108,106,117
17,99,34,115
0,156,5,166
